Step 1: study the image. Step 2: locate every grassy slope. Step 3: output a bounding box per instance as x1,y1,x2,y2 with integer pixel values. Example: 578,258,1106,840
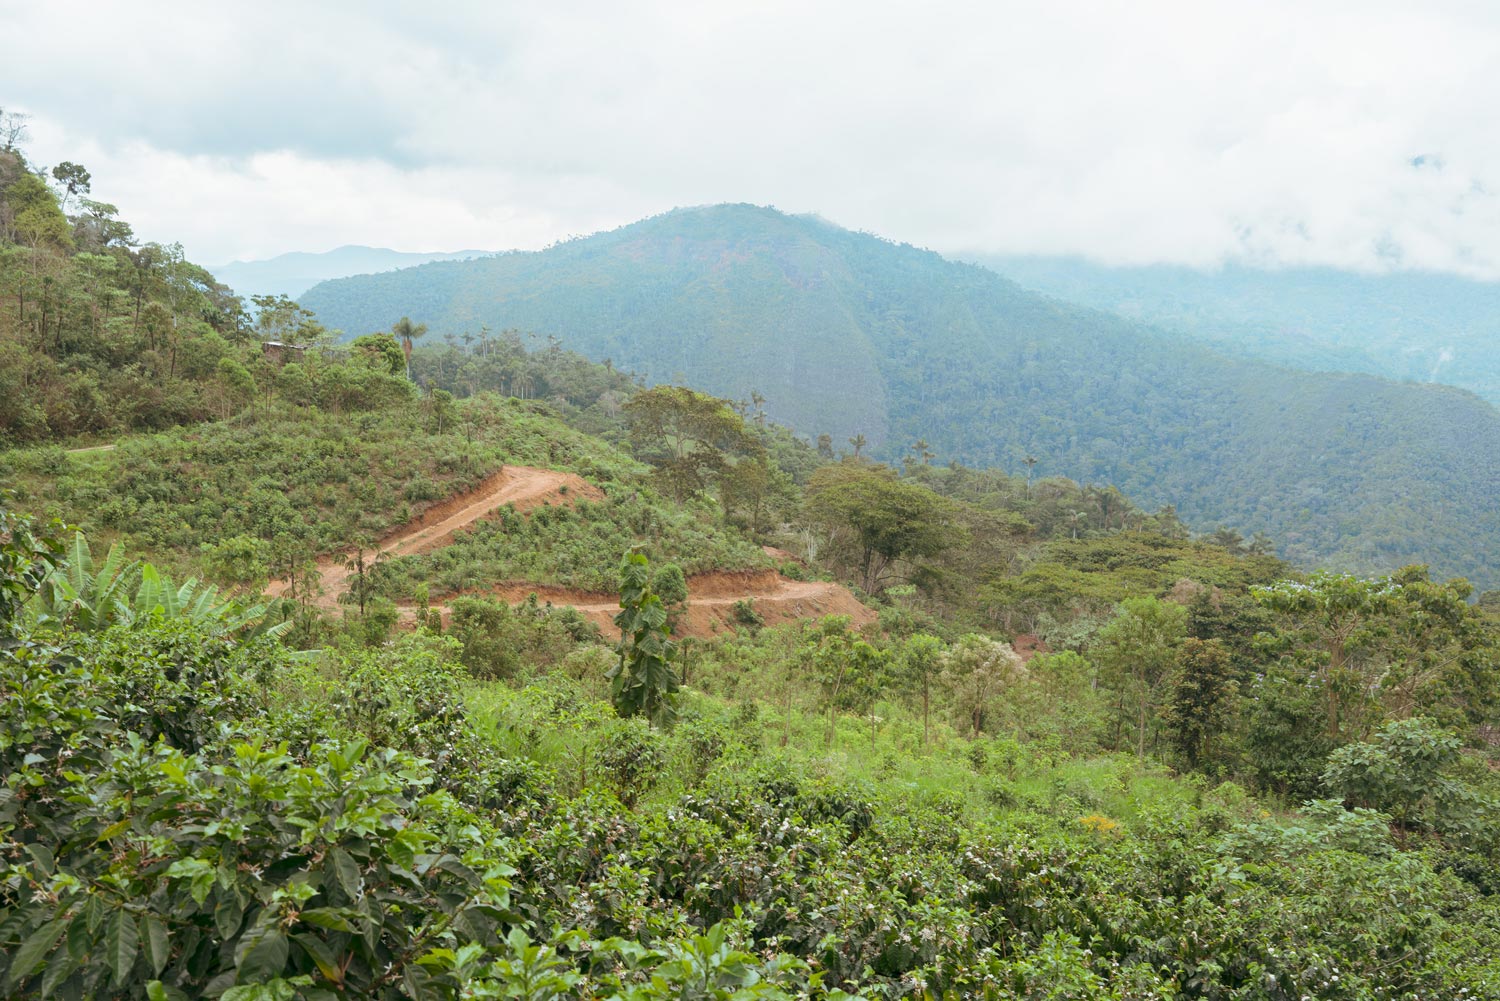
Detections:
0,394,768,589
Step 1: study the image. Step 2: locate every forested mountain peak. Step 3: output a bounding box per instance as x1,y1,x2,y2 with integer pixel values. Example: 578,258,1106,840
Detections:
539,202,978,281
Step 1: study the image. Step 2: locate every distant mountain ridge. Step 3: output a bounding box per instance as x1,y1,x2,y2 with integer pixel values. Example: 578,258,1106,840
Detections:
210,245,493,300
967,254,1500,405
299,204,1500,587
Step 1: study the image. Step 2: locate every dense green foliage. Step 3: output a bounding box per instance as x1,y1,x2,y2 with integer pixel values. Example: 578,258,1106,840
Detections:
299,204,1500,586
0,145,276,444
806,463,964,595
622,385,765,502
4,512,1500,998
407,328,640,424
607,552,680,726
981,532,1287,633
27,532,290,643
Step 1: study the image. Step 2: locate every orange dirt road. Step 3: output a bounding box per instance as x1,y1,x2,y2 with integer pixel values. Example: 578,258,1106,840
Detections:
431,569,875,639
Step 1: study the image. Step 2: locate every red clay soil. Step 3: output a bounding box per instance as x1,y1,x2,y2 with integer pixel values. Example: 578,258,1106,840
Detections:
269,463,873,637
673,574,873,639
1011,632,1051,663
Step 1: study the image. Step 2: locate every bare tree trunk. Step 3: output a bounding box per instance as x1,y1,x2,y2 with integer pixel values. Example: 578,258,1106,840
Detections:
922,682,930,746
1137,696,1148,758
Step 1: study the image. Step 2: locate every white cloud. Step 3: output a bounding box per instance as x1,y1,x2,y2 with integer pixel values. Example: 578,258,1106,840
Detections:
16,127,597,263
6,0,1500,274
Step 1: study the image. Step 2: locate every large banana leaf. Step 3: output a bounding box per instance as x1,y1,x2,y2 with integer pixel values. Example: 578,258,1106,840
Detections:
29,533,139,631
33,534,291,643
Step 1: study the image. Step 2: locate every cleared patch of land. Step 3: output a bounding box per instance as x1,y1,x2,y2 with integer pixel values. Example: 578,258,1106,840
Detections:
267,464,601,609
270,465,871,637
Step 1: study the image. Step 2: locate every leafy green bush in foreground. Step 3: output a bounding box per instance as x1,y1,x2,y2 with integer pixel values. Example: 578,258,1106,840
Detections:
0,622,829,999
3,512,1500,999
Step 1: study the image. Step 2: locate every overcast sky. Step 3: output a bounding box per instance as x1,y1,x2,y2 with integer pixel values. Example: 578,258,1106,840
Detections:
6,0,1500,274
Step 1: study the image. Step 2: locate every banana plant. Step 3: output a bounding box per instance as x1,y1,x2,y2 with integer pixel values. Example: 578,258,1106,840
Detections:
132,564,292,643
29,532,139,632
31,533,290,643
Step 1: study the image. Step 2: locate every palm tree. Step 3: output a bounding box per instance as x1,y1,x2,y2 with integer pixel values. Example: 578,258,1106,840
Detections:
337,540,385,618
1089,485,1126,532
390,316,428,379
1023,455,1038,499
848,433,867,459
907,439,934,472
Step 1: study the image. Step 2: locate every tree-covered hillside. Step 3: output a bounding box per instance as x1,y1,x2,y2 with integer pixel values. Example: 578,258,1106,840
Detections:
971,254,1500,405
300,205,1500,587
6,477,1500,999
0,143,258,442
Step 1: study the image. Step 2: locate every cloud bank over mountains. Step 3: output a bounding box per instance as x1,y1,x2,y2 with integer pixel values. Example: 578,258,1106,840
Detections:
7,0,1500,275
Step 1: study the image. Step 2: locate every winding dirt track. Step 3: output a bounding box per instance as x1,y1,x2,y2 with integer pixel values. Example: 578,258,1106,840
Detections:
442,568,874,639
266,465,602,611
268,465,874,638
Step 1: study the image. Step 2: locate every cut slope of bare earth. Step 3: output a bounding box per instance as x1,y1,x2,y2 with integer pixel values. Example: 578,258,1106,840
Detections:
435,569,874,639
268,465,873,638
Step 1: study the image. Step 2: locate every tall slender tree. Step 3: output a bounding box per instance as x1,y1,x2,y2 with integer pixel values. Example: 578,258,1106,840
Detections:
608,552,679,726
391,315,428,379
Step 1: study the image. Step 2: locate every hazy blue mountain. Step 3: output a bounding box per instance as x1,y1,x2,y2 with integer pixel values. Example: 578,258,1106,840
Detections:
299,204,1500,586
210,245,493,300
966,255,1500,405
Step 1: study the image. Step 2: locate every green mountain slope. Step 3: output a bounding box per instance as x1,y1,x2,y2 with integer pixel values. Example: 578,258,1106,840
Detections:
969,255,1500,404
299,205,1500,586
